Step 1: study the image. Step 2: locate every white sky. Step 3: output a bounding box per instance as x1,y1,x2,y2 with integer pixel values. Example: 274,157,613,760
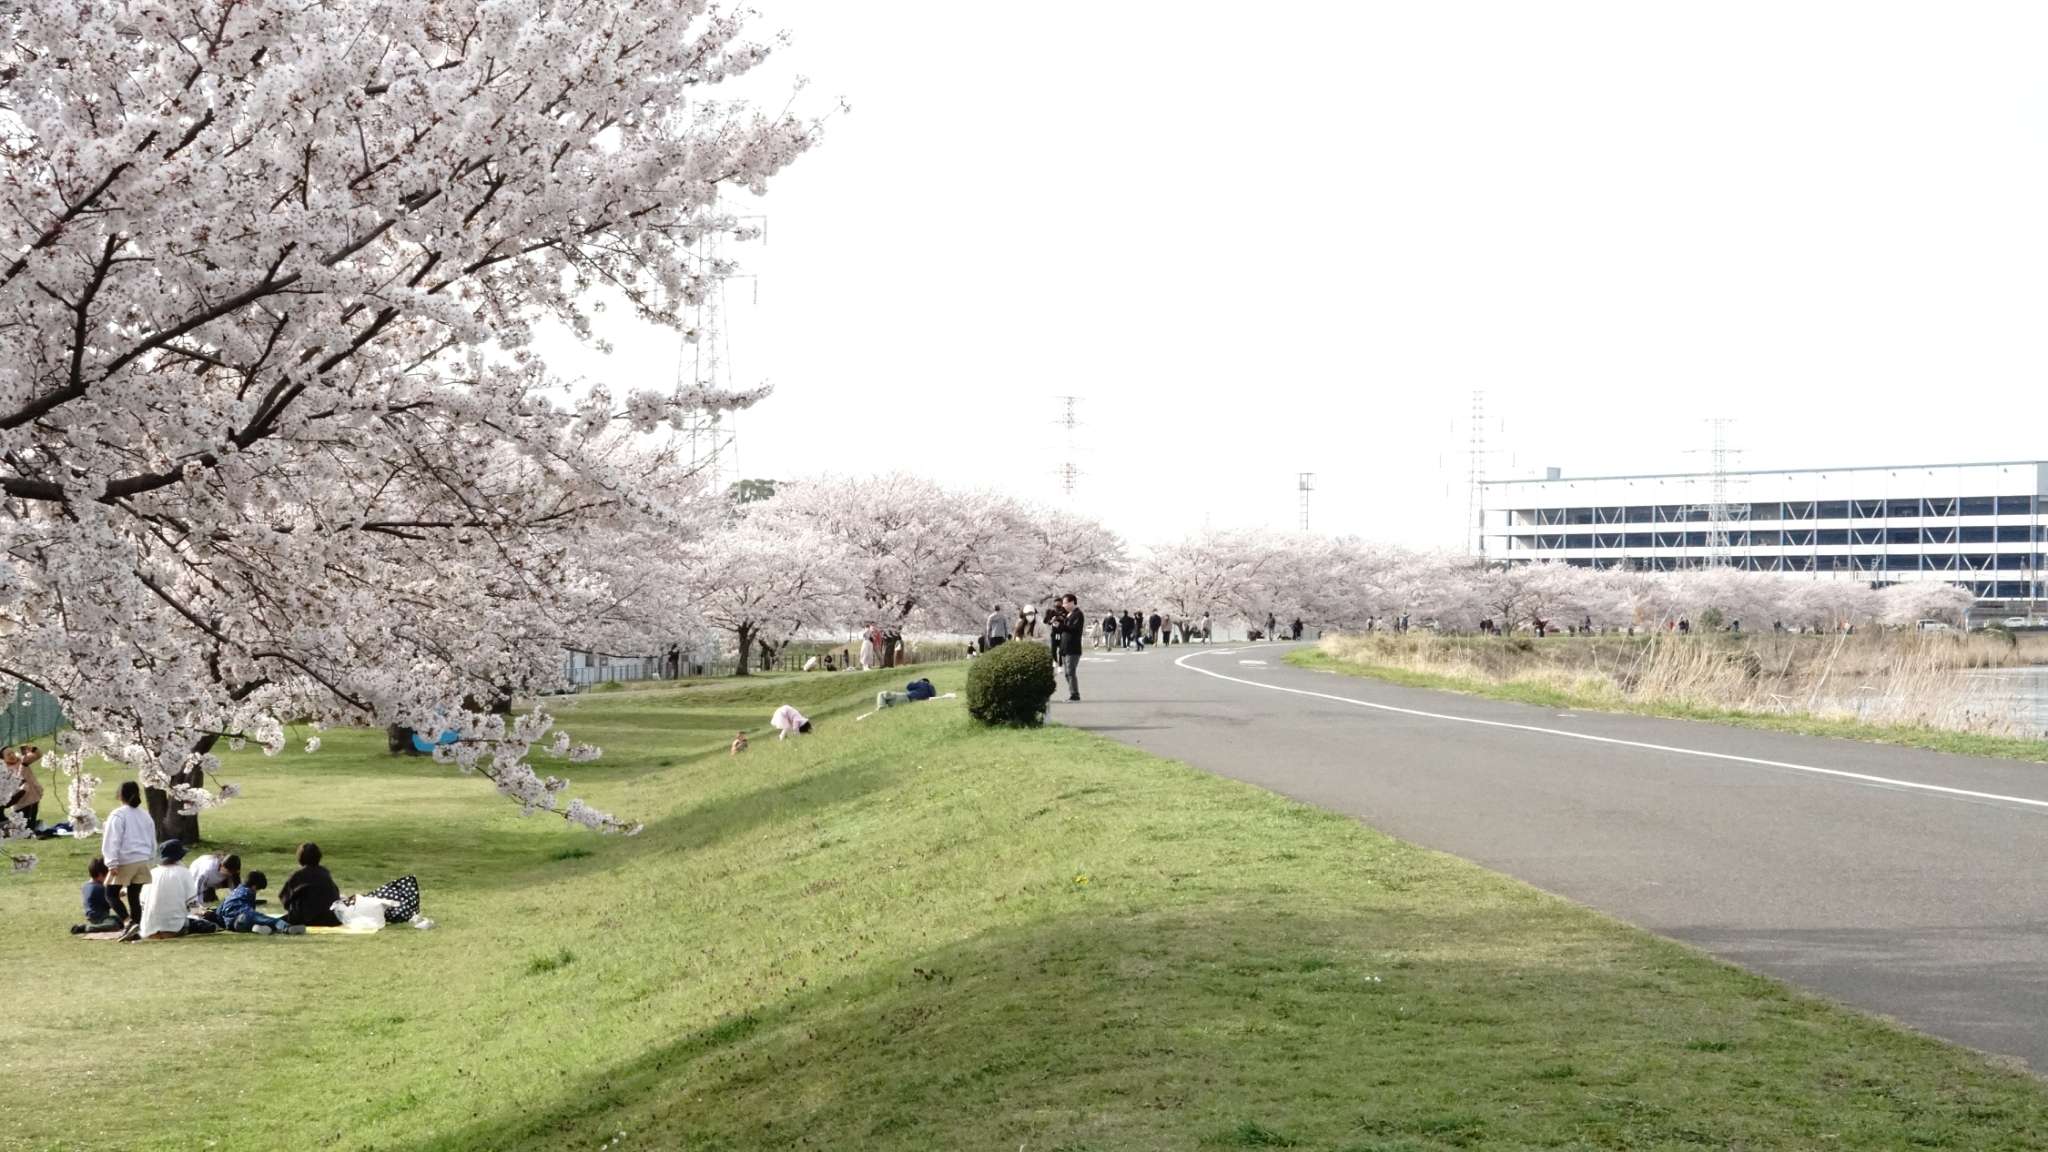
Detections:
537,2,2048,549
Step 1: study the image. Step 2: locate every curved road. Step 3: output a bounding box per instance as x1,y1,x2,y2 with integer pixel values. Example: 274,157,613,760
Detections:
1059,641,2048,1069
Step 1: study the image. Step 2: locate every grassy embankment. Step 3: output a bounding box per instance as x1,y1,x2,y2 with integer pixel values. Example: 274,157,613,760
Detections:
6,667,2048,1150
1294,630,2048,763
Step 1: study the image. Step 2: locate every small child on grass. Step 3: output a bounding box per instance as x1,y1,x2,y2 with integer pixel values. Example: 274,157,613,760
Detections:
69,856,123,935
211,870,302,936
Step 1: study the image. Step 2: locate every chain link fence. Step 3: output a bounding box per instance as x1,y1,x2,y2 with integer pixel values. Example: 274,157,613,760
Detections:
0,681,63,745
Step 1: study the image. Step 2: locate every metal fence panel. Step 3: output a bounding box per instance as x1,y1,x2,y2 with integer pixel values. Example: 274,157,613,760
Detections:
0,682,63,745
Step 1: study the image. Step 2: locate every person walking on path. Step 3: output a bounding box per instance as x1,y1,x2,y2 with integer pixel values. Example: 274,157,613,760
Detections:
1053,594,1085,701
1099,611,1115,650
1201,612,1212,642
1265,612,1278,641
985,604,1008,651
1146,610,1161,647
1118,610,1134,649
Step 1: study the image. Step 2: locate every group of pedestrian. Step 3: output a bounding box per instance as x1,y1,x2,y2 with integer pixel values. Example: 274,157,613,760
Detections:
1097,609,1212,650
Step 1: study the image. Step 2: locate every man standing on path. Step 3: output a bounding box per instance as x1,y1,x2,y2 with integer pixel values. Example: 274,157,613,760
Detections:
985,604,1007,651
1054,594,1084,701
1146,609,1161,647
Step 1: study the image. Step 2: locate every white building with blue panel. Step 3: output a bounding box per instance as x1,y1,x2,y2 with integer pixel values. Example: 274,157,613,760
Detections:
1480,460,2048,610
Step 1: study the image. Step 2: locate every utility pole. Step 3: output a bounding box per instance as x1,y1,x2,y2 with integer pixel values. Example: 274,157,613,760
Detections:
1298,472,1316,532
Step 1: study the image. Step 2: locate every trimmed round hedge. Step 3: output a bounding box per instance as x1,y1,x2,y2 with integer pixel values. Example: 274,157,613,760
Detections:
965,640,1057,727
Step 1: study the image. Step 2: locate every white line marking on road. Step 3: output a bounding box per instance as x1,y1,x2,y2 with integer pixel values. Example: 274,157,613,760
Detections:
1173,650,2048,812
1238,659,1268,666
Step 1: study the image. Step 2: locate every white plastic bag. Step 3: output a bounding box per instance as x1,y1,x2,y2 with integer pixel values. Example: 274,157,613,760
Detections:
332,896,391,933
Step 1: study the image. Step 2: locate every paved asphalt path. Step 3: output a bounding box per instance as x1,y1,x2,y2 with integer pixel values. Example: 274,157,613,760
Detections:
1056,640,2048,1069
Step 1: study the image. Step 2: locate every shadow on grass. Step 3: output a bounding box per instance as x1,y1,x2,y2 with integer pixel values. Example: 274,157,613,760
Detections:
394,904,2048,1152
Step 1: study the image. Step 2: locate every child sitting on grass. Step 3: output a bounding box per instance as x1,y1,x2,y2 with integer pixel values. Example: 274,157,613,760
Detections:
69,856,123,935
210,871,302,936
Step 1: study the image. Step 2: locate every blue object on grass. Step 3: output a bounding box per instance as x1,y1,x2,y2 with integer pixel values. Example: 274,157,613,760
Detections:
410,729,462,753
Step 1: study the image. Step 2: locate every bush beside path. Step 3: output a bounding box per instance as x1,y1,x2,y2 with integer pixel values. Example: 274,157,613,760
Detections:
5,667,2047,1150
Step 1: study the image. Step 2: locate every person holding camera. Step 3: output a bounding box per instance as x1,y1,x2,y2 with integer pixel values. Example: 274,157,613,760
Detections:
1051,593,1085,702
2,744,41,831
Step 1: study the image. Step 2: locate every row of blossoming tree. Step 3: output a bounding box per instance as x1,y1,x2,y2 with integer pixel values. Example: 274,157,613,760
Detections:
1129,529,1976,637
0,0,820,867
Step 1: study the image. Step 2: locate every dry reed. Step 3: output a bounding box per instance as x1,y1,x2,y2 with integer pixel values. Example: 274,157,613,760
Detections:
1316,631,2037,736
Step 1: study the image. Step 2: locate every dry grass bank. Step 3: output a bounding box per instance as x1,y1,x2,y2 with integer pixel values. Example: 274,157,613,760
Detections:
1314,631,2035,735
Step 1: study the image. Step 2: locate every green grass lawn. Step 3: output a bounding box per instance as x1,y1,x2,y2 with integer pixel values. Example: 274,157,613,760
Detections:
7,666,2048,1151
1289,646,2048,763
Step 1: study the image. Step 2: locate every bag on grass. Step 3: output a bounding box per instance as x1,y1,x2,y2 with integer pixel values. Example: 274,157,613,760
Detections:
364,874,421,922
333,896,391,932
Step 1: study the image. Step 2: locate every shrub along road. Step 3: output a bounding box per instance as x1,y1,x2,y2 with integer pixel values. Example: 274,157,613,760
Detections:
1060,640,2048,1071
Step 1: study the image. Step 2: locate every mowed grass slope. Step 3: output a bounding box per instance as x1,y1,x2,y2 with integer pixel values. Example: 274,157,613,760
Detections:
5,668,2048,1151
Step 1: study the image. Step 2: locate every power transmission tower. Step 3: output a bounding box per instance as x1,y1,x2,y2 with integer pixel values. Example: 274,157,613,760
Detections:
1053,395,1082,498
1298,472,1316,532
1682,417,1746,569
1467,389,1487,556
676,217,766,494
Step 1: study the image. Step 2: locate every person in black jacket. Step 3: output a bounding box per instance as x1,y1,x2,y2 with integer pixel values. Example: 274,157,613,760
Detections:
1054,594,1085,701
279,841,342,928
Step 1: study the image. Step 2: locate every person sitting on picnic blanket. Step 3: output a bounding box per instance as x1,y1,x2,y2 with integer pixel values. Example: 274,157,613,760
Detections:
279,842,343,928
135,839,216,940
208,871,302,935
70,856,123,935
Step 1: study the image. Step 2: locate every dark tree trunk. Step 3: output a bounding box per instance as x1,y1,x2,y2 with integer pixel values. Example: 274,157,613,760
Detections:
734,624,754,676
387,723,421,755
144,767,202,845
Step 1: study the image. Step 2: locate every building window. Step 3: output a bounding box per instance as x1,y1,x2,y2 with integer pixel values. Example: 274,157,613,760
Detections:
1817,500,1849,519
1961,496,1995,516
1998,495,2035,515
1886,528,1918,546
1853,500,1884,519
1961,526,1995,544
1924,497,1958,517
1884,499,1922,518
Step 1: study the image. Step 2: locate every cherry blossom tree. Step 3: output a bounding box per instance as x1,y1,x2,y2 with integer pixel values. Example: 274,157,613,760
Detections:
681,513,848,675
760,475,1121,632
1876,582,1974,628
0,0,821,854
1137,530,1285,628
